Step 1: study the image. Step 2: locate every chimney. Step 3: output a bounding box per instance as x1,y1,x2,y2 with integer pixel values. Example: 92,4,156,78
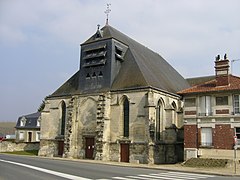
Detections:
215,54,230,86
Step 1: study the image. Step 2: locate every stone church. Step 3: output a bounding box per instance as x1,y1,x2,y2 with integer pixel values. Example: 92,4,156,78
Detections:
38,23,189,164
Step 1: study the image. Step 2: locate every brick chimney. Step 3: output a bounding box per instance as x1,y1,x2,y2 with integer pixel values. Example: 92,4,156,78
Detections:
215,54,230,86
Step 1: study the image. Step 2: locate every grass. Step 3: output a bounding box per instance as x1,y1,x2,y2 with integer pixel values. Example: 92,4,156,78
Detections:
183,158,228,168
2,150,39,156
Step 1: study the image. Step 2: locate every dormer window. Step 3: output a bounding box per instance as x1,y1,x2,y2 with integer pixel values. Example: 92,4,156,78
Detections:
37,117,41,127
20,117,26,127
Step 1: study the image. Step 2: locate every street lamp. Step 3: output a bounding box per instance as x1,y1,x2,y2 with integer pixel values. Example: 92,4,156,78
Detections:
231,59,240,75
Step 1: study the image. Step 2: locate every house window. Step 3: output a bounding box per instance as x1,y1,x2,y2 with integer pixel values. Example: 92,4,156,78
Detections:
185,98,196,107
216,96,228,105
36,132,40,142
19,132,24,140
123,98,129,137
199,96,212,116
235,128,240,145
233,95,240,114
201,127,212,146
61,101,66,135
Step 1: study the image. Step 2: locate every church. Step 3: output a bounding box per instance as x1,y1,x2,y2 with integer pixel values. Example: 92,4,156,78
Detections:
38,21,189,164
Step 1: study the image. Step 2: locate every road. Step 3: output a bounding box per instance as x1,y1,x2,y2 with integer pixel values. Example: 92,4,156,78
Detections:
0,154,239,180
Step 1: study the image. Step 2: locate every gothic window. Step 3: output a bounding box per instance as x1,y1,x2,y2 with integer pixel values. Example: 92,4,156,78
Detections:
156,100,162,141
60,101,66,136
172,101,177,126
123,98,129,137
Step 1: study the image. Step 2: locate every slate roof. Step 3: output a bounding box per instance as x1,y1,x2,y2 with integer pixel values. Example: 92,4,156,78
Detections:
186,75,215,87
51,71,80,97
50,25,189,97
178,75,240,95
15,112,41,129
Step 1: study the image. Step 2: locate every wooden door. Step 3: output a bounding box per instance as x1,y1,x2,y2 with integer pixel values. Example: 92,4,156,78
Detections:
85,137,95,159
58,141,64,156
120,144,129,162
28,132,32,142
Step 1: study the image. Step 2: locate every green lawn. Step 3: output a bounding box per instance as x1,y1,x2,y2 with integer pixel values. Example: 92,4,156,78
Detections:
2,150,38,156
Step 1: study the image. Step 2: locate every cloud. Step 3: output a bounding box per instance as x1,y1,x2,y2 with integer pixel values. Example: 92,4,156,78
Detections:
1,0,240,121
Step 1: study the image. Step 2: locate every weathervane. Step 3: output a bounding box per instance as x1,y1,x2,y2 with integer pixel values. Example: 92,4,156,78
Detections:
104,3,111,25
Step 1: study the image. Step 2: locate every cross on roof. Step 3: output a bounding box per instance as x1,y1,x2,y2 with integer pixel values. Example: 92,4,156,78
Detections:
104,3,111,25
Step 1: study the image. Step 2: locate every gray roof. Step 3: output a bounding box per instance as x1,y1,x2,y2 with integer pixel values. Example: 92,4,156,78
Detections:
16,112,41,129
50,25,189,97
186,75,215,87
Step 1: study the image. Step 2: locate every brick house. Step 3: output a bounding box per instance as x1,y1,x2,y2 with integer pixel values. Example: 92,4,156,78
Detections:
178,55,240,160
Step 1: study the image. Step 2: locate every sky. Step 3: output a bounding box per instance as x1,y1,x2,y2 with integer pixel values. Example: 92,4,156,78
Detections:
0,0,240,122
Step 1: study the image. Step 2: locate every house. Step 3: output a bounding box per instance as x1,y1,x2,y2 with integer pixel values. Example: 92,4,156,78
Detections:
178,55,240,160
38,23,190,164
15,112,41,143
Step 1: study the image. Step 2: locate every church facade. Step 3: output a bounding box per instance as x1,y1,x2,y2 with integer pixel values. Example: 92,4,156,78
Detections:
38,24,189,164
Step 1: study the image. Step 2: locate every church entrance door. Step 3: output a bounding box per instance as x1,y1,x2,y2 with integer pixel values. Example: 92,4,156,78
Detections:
85,137,94,159
120,143,129,162
58,141,64,156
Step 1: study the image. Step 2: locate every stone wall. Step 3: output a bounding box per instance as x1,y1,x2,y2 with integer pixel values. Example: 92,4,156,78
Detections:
0,141,39,152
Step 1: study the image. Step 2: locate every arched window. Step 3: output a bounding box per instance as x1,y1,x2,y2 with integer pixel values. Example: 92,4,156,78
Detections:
123,98,129,137
60,101,66,135
172,101,177,126
156,99,163,141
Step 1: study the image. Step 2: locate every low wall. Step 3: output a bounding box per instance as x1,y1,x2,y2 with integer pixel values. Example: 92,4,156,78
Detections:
185,148,240,160
0,141,39,152
199,148,240,159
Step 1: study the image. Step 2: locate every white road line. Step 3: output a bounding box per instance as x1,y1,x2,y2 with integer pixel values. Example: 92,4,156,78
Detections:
150,173,197,179
166,172,215,178
139,174,184,180
0,159,91,180
117,171,215,180
127,175,151,179
112,177,135,180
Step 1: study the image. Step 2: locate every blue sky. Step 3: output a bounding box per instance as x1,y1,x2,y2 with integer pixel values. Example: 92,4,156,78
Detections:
1,0,240,122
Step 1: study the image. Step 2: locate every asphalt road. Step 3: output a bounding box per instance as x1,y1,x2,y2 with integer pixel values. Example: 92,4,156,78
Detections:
0,154,239,180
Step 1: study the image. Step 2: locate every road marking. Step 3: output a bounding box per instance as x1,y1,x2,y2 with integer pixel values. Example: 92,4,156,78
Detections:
0,159,91,180
97,171,216,180
139,174,184,180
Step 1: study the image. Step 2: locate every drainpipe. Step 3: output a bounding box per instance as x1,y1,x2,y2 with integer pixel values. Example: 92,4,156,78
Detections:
196,96,199,158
